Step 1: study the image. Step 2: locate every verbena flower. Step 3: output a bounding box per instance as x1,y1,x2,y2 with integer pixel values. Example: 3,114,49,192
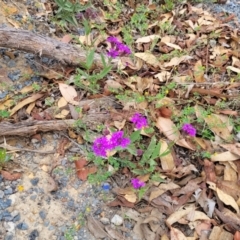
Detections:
106,36,131,58
92,136,109,157
109,131,131,149
182,123,196,137
131,113,148,129
92,131,131,157
107,36,120,44
131,178,145,189
107,49,119,58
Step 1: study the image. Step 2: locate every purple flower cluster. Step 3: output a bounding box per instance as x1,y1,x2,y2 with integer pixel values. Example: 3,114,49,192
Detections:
182,123,196,137
131,178,145,189
131,113,148,129
92,131,131,157
107,36,131,58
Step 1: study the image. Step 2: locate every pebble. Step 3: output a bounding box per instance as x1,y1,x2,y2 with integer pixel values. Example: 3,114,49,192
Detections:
30,178,40,186
3,221,15,233
111,214,123,226
0,199,12,210
17,222,29,230
8,70,21,81
100,217,110,225
28,229,39,240
0,190,4,198
7,60,16,68
4,187,13,195
39,210,47,220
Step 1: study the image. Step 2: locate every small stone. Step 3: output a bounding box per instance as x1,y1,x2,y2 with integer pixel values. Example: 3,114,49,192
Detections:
8,195,16,206
48,225,55,231
100,217,110,225
111,214,123,226
30,178,39,186
0,190,4,198
102,183,110,192
30,195,37,201
17,222,29,230
2,210,13,221
44,221,49,227
28,229,39,240
39,210,46,220
7,60,16,68
4,187,13,195
0,199,12,210
8,70,21,82
4,233,14,240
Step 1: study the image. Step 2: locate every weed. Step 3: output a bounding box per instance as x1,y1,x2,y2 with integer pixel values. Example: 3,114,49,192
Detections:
0,148,11,170
0,110,10,119
53,0,90,27
32,83,41,92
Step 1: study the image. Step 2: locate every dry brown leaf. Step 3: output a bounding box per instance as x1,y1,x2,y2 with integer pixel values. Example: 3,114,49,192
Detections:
10,93,43,116
163,55,193,68
227,66,240,74
105,226,124,240
166,205,194,227
105,80,123,90
195,105,232,140
124,193,137,203
159,140,175,171
54,109,69,119
26,102,35,115
170,227,187,240
154,71,171,82
223,162,237,181
87,216,108,239
59,83,79,105
156,117,179,142
135,52,160,68
211,151,240,162
220,144,240,156
208,181,239,213
193,60,205,83
149,182,180,201
58,97,68,108
136,35,160,43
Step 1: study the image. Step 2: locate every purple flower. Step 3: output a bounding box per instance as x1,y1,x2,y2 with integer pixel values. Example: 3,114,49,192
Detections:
182,123,196,137
92,131,131,157
107,49,119,58
131,178,145,189
131,113,148,129
107,36,120,44
92,136,109,157
109,131,131,149
116,43,131,55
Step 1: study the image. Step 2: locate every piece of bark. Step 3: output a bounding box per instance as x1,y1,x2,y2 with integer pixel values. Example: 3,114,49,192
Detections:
0,113,109,137
0,27,112,68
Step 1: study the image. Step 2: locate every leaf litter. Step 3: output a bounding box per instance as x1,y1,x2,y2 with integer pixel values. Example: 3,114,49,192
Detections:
1,0,240,239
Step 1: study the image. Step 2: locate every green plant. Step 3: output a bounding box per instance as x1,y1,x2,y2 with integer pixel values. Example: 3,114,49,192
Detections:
74,50,112,93
0,110,10,119
0,148,11,169
53,0,90,27
32,83,41,92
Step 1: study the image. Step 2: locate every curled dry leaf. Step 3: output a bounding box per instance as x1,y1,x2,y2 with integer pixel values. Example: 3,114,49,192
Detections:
135,34,160,43
159,140,175,171
208,181,239,214
75,159,97,181
87,215,108,239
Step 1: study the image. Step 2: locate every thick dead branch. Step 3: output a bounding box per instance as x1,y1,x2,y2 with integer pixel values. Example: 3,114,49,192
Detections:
0,112,109,137
0,27,112,68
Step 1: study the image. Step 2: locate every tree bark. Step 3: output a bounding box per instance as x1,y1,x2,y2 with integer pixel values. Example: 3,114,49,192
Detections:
0,27,111,68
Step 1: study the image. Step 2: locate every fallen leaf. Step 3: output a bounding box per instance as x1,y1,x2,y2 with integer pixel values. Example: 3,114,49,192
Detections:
193,60,205,82
170,227,187,240
58,97,68,108
75,159,97,181
10,93,43,116
159,140,175,171
136,35,160,43
208,181,239,213
211,151,240,162
87,216,108,239
135,52,160,68
164,55,193,68
59,83,79,105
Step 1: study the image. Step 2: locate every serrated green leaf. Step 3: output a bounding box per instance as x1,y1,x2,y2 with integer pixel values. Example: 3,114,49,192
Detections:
151,142,161,160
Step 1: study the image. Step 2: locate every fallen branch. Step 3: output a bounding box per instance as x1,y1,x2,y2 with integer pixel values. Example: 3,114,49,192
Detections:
0,27,113,68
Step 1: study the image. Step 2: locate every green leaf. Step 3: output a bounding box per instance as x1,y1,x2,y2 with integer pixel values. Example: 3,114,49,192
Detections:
130,130,141,143
86,49,95,70
151,142,161,160
140,136,156,165
126,144,137,155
